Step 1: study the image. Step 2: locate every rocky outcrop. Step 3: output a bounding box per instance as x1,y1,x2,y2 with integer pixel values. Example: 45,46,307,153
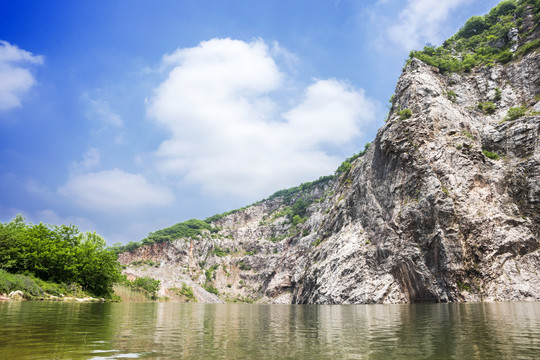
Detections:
120,50,540,304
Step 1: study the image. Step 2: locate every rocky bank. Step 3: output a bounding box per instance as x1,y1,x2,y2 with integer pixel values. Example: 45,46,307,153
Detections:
119,47,540,304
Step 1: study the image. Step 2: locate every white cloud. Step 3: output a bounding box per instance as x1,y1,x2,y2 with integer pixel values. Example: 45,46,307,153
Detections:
84,95,123,127
73,147,101,171
148,38,377,199
387,0,472,50
0,40,43,111
59,169,174,212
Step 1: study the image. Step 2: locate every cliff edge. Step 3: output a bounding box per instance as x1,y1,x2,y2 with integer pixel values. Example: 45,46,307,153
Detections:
119,3,540,304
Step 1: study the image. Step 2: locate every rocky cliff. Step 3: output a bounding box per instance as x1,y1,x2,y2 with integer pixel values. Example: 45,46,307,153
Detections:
119,28,540,304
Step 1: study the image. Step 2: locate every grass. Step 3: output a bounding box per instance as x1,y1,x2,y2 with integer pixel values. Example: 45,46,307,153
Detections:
112,284,149,302
0,269,89,300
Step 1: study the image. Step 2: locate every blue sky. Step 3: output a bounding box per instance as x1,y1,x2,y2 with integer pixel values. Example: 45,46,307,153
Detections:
0,0,501,244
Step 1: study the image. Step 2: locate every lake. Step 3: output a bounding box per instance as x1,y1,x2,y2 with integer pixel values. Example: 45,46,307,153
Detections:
1,301,540,359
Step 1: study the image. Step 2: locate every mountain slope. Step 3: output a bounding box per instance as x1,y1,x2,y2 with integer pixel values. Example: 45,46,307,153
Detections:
118,2,540,304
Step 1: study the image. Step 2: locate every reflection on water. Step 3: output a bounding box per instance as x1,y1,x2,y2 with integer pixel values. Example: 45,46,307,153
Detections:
1,301,540,359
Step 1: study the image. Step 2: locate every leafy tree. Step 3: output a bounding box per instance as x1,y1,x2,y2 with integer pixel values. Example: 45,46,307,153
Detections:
0,216,121,297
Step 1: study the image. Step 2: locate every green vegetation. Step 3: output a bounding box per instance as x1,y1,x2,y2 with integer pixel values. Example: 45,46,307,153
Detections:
115,142,372,254
409,0,540,74
477,102,496,114
494,87,502,102
129,259,157,267
0,215,120,297
505,106,527,120
446,90,458,102
399,108,413,120
0,269,87,299
237,261,252,271
118,275,161,300
483,149,501,160
115,218,219,254
461,130,475,140
213,245,229,257
169,283,197,302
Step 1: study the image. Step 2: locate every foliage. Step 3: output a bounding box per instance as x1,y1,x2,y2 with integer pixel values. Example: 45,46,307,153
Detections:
335,142,370,176
129,259,156,267
446,90,458,102
483,150,501,160
494,87,502,102
477,102,496,114
213,245,229,257
237,261,252,270
119,275,161,300
399,109,412,120
461,130,475,140
203,283,219,295
409,0,540,73
115,218,219,254
0,215,121,297
0,269,90,299
505,106,527,120
170,283,197,302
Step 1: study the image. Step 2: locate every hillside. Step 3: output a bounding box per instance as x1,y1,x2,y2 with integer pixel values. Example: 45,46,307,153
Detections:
118,0,540,304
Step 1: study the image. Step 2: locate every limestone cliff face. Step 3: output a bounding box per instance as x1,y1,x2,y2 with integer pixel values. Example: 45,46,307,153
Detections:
119,51,540,304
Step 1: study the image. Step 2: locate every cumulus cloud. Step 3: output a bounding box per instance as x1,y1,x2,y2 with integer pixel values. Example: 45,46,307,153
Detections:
387,0,471,50
148,38,377,199
59,169,174,212
0,40,43,111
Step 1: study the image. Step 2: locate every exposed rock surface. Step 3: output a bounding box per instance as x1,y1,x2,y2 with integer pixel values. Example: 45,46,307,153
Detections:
119,51,540,304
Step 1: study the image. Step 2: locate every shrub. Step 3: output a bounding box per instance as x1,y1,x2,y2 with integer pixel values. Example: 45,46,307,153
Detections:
170,283,197,302
213,246,228,257
483,150,500,160
204,284,219,295
493,87,502,102
457,16,487,39
399,108,412,120
477,102,496,114
505,106,527,120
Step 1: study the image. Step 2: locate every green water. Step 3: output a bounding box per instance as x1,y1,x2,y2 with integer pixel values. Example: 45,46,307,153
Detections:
1,302,540,359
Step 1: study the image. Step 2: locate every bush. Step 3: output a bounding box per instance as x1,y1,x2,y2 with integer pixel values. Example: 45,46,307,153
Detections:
457,16,487,39
213,246,228,257
505,106,527,120
493,87,502,102
399,108,412,120
203,284,219,295
120,275,161,299
477,102,496,114
483,150,500,160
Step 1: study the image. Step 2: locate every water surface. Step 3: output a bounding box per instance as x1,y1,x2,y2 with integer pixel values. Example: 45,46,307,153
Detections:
1,302,540,359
